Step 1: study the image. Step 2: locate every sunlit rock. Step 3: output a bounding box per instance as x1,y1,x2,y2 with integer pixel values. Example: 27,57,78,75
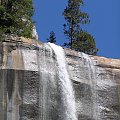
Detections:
32,26,39,40
0,37,120,120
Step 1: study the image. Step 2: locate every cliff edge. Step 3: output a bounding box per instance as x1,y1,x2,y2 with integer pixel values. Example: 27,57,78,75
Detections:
0,37,120,120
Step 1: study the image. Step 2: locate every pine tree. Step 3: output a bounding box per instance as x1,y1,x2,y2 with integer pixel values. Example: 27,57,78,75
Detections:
63,0,89,48
63,0,98,55
47,31,56,43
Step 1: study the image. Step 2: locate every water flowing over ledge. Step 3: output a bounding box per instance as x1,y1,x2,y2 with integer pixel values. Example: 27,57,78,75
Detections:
0,38,120,120
49,43,77,120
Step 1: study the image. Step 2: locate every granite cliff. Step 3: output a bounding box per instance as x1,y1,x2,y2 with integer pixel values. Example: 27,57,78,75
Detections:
0,37,120,120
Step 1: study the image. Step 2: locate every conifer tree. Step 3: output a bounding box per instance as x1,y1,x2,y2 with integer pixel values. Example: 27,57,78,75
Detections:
63,0,89,48
63,0,98,55
47,31,56,43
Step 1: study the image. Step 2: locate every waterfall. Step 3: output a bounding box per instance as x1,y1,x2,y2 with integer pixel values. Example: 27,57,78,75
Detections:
81,53,98,119
1,41,120,120
49,43,77,120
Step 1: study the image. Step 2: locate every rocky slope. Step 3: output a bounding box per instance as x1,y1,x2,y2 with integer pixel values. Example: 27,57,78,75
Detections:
0,37,120,120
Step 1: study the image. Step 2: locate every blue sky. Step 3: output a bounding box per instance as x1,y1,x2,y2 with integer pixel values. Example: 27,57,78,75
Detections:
33,0,120,59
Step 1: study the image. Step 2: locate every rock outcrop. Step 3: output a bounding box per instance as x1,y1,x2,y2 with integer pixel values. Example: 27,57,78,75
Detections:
0,37,120,120
65,49,120,120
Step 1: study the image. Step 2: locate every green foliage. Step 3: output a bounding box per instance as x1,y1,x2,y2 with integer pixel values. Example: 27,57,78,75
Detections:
63,0,89,47
72,31,98,55
0,0,34,40
47,31,56,43
63,0,98,55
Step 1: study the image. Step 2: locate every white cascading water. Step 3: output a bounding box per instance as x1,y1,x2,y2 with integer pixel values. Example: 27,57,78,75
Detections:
49,43,77,120
81,52,98,119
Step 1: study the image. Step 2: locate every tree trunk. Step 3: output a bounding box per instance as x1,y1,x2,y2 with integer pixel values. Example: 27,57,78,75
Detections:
70,19,74,49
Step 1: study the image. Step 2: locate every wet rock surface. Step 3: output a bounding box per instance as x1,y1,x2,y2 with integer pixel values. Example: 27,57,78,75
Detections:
65,49,120,120
0,37,120,120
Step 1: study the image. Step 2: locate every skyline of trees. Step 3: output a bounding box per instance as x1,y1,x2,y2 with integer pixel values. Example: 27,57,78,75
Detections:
0,0,98,55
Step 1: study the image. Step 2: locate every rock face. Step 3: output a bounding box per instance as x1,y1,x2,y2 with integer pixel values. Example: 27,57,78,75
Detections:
0,37,120,120
65,49,120,120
